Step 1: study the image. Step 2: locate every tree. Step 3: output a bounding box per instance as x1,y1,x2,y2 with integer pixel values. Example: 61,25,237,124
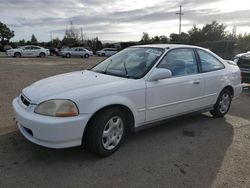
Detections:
236,33,250,52
31,34,38,44
0,21,14,48
86,37,102,53
159,35,169,43
18,39,26,46
179,32,190,44
140,32,151,44
169,33,180,43
188,25,203,44
188,21,227,44
62,21,80,47
201,21,226,41
47,38,62,48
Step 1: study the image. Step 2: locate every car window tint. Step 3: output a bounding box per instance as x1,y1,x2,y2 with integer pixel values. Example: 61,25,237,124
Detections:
197,49,224,72
25,46,30,50
158,48,198,77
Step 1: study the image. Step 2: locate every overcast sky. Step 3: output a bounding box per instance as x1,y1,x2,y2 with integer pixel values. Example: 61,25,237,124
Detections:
1,0,250,42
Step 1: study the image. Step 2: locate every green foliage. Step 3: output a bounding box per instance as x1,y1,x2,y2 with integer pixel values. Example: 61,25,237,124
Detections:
236,33,250,52
86,37,102,53
62,36,79,47
18,39,26,46
188,21,227,44
31,34,38,44
140,32,151,44
139,32,169,44
47,38,62,48
0,22,14,41
0,21,14,49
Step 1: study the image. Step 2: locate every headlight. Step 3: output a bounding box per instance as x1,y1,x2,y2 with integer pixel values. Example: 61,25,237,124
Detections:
35,99,79,117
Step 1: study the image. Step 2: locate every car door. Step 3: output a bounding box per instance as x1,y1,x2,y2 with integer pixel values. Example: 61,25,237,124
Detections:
196,49,226,107
146,48,205,122
71,48,78,56
79,48,86,57
22,46,31,56
30,46,40,56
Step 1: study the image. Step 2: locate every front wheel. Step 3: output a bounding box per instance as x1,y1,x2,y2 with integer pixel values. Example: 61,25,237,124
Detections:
85,108,127,157
14,52,21,58
210,89,232,118
39,52,45,58
84,54,89,58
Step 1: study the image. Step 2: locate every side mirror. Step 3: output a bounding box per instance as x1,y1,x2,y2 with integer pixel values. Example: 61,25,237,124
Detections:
148,68,172,81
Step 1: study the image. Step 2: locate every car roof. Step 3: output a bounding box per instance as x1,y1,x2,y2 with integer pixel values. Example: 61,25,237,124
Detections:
132,44,204,50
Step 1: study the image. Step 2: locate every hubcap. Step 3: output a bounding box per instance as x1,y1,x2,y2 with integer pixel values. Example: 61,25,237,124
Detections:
102,116,124,150
219,93,230,114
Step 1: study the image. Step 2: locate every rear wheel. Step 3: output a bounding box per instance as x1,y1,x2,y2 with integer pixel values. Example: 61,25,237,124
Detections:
85,108,127,157
14,52,21,58
210,89,232,118
102,53,105,57
66,53,71,58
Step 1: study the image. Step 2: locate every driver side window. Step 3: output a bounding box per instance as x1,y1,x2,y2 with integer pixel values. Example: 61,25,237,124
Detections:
158,48,198,77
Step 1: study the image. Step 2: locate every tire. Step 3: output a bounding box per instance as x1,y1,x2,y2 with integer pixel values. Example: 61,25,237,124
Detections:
85,108,127,157
66,53,71,58
14,52,21,58
39,52,45,58
210,89,232,118
102,53,105,57
84,54,89,58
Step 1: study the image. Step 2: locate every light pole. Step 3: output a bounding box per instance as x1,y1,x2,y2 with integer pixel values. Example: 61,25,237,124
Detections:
176,5,184,35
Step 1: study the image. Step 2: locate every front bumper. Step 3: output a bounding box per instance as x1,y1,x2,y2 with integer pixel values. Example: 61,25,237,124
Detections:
12,97,92,148
6,51,14,56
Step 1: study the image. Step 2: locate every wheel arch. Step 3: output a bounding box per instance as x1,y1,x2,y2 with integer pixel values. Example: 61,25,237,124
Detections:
14,51,21,56
221,85,234,97
82,104,135,143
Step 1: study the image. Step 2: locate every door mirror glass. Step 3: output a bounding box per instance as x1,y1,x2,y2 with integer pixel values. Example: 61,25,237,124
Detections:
148,68,172,81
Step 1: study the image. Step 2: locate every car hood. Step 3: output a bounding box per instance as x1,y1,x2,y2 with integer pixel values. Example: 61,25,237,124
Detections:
22,70,125,103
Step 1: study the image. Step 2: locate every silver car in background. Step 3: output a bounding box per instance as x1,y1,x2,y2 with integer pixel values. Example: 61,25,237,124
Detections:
6,45,50,58
96,48,118,56
59,47,93,58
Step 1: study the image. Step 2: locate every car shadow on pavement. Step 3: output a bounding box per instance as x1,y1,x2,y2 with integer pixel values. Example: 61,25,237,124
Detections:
0,113,233,188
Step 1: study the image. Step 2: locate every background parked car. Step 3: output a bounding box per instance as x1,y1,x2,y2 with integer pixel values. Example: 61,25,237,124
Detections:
49,48,59,56
6,45,50,58
96,48,118,56
59,47,92,58
234,52,250,83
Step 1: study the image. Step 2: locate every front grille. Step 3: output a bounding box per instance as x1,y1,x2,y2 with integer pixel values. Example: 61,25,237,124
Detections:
20,94,31,107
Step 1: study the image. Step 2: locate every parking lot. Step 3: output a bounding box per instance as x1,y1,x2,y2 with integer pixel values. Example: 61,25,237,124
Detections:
0,53,250,187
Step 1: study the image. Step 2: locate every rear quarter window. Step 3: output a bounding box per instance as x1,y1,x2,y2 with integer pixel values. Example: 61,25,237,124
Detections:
197,49,224,72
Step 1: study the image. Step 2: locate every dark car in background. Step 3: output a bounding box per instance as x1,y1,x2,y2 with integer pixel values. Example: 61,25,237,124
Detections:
234,52,250,83
49,48,59,56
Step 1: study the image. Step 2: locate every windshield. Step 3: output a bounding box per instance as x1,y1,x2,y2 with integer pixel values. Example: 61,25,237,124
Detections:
91,47,164,79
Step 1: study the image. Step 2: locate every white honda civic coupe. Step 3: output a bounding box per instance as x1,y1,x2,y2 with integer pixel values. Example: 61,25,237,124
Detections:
12,44,242,156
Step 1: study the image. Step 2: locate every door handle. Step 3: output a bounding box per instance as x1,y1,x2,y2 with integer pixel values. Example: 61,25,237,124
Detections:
192,81,200,84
